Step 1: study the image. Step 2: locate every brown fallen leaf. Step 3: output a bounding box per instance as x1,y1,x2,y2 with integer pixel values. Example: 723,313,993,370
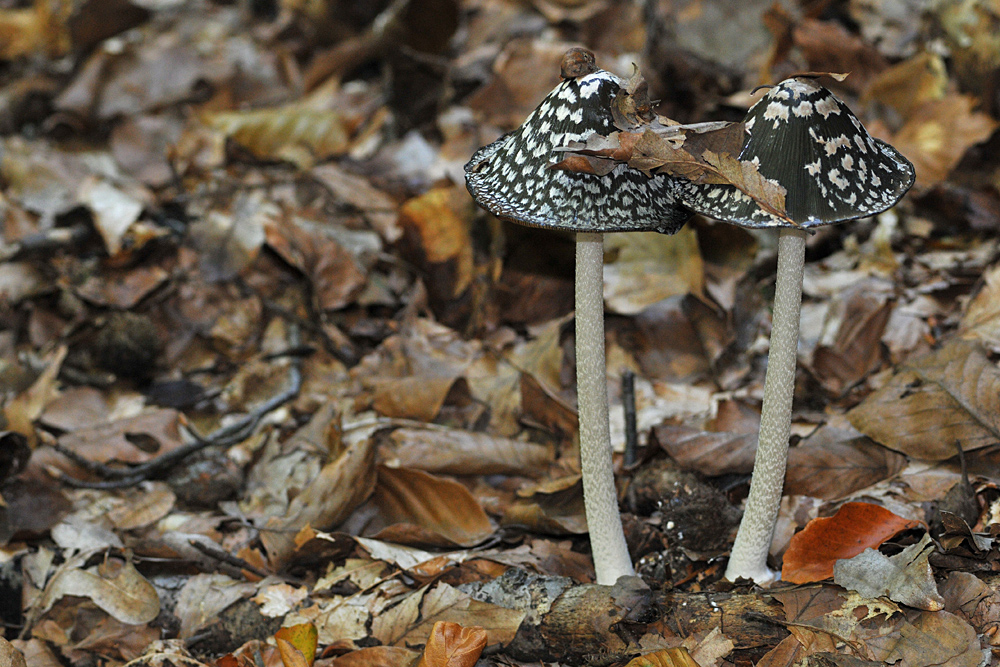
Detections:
417,621,488,667
810,290,893,396
865,610,980,666
785,427,907,501
396,582,525,649
847,339,1000,460
397,185,476,302
387,427,553,477
781,502,922,584
892,94,997,188
0,638,26,667
624,647,701,667
331,646,421,667
32,555,160,627
372,466,494,548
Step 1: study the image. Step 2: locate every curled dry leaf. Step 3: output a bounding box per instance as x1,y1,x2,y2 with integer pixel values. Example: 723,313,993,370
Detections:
417,621,488,667
847,339,1000,460
276,638,309,667
781,502,922,584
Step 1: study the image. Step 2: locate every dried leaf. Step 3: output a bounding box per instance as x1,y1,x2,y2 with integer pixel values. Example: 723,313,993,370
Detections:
833,533,944,610
959,263,1000,347
331,646,421,667
503,475,587,534
372,466,494,548
892,94,997,187
847,339,1000,460
625,648,701,667
781,502,922,584
387,427,553,477
785,428,907,500
174,573,256,638
0,638,26,667
205,106,350,169
397,582,525,648
397,186,475,300
36,556,160,625
417,621,488,667
865,610,980,666
275,624,318,666
603,225,704,315
276,638,310,667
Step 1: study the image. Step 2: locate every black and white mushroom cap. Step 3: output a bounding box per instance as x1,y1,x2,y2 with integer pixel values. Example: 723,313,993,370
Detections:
679,77,915,229
464,54,689,234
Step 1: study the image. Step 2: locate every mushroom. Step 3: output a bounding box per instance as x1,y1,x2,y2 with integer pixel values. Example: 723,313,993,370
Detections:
465,48,690,584
676,77,914,583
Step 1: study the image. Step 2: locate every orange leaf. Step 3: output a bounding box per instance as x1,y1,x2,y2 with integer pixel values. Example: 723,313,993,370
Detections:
781,502,922,584
416,621,488,667
275,624,318,666
277,637,310,667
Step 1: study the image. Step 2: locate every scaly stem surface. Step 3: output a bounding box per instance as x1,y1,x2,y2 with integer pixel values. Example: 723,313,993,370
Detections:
576,232,635,585
725,227,807,584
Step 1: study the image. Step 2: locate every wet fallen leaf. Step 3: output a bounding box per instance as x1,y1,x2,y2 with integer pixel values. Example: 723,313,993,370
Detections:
781,502,922,584
417,621,488,667
848,339,1000,460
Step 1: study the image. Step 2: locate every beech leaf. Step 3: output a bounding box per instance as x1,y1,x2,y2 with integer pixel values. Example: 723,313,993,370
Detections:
781,502,922,584
417,621,488,667
847,339,1000,460
833,533,944,611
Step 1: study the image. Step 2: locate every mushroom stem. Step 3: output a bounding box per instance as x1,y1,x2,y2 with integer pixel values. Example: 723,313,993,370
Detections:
725,227,807,584
576,232,635,585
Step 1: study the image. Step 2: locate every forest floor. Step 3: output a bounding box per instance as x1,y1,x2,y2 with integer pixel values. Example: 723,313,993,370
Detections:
1,0,1000,665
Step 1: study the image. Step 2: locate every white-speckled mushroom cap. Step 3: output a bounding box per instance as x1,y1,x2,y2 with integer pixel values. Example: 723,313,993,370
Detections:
464,69,691,234
677,77,915,229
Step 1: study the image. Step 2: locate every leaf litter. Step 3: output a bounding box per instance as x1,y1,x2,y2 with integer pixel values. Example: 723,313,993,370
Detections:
0,0,999,665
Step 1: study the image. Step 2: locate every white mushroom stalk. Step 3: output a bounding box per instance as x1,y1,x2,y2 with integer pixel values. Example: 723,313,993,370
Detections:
575,232,634,583
465,49,690,584
724,227,805,583
675,77,915,583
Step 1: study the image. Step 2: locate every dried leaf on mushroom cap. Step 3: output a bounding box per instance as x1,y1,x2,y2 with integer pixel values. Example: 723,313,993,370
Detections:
464,52,690,235
678,76,915,229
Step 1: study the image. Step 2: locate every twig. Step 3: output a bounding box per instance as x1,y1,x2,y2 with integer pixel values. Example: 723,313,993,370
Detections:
187,538,272,579
622,371,638,467
56,325,305,489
